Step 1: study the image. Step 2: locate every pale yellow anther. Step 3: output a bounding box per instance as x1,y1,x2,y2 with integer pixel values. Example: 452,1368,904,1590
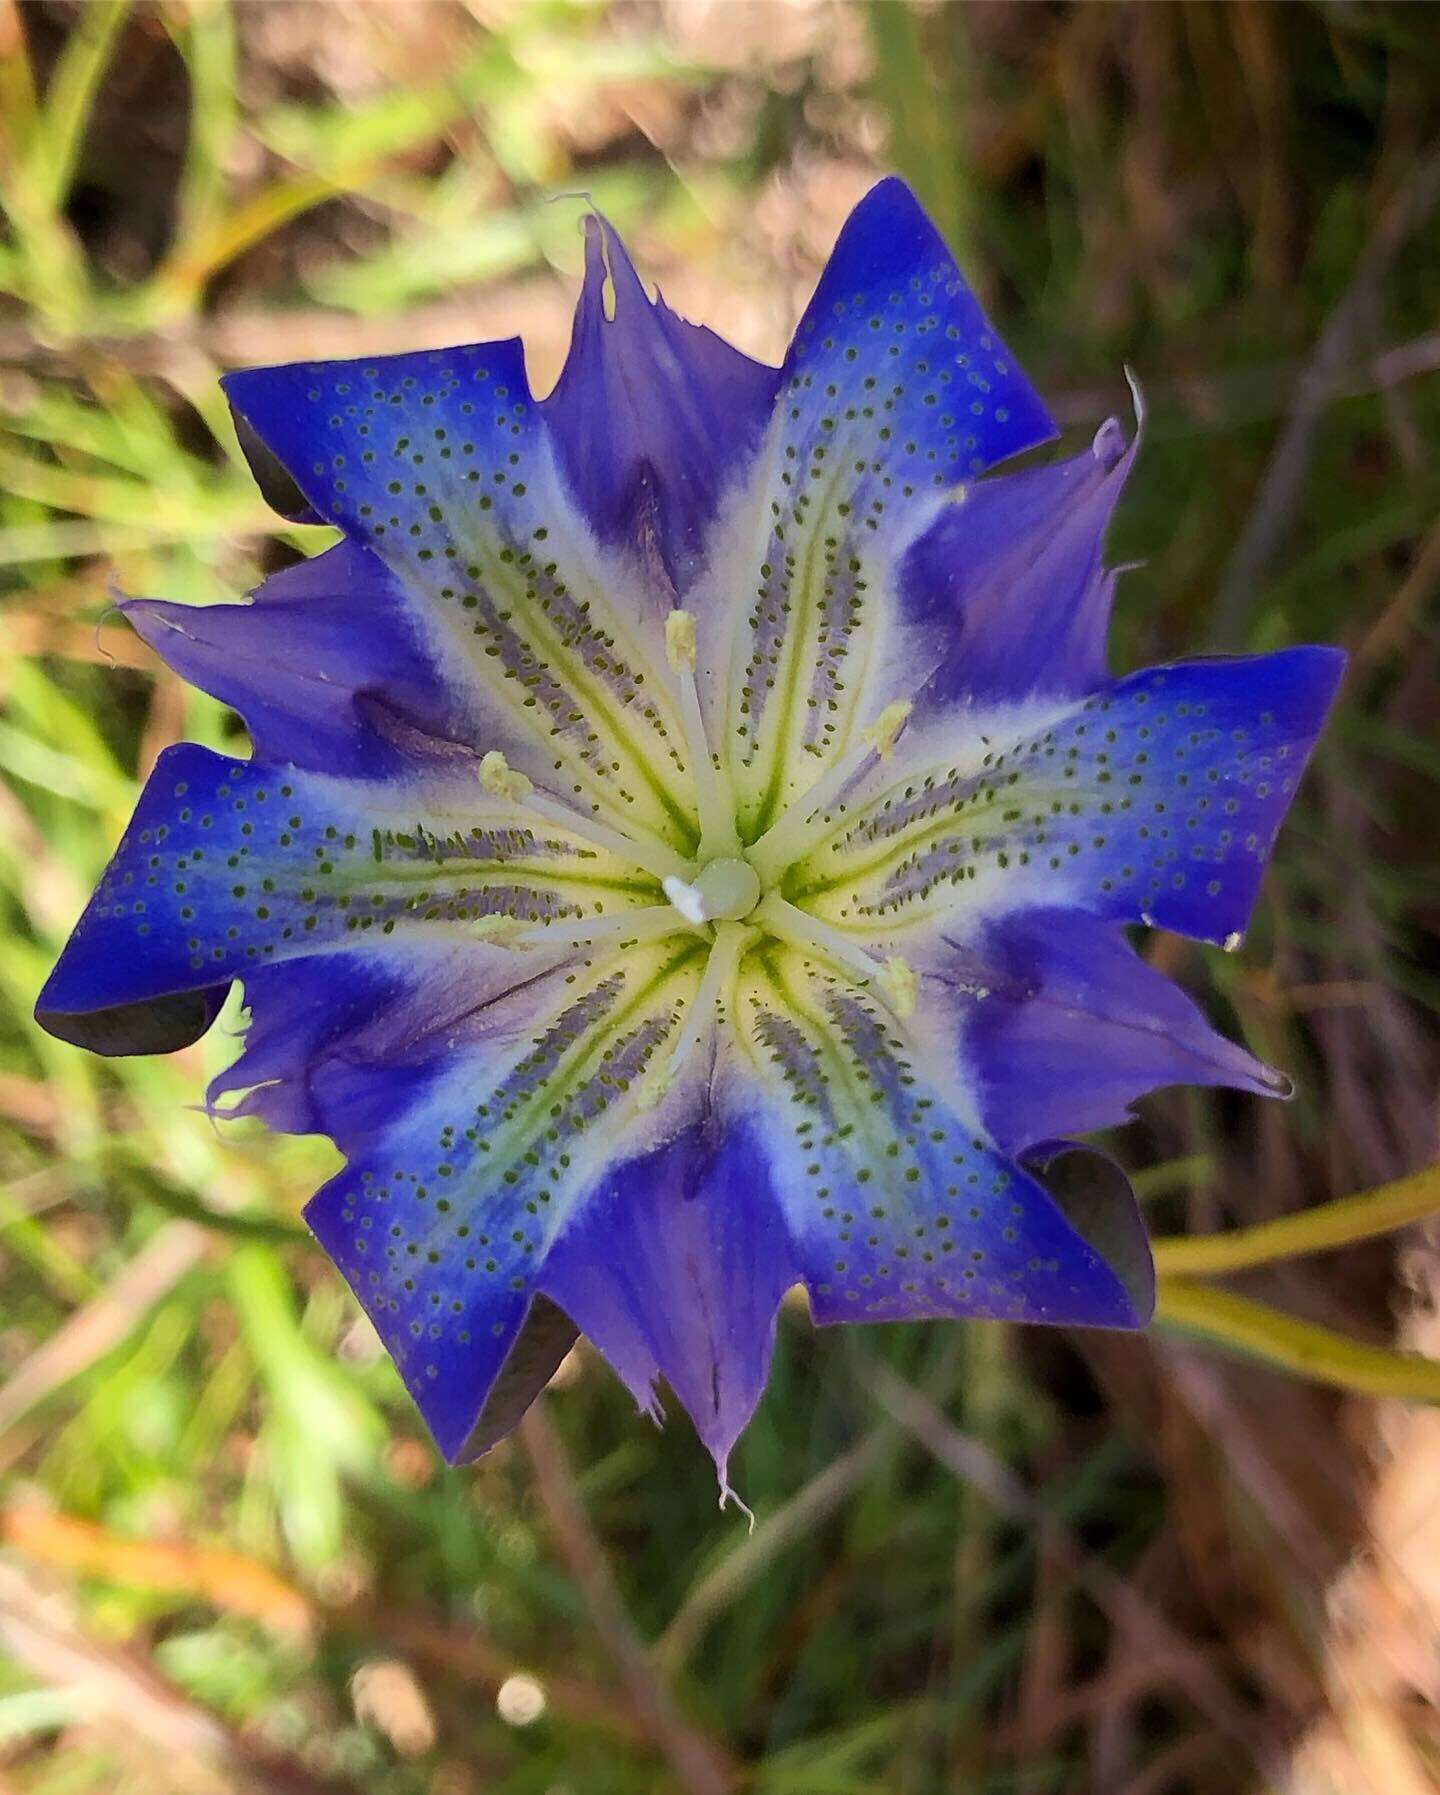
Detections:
665,609,698,672
634,1063,675,1114
470,916,520,944
479,750,533,803
880,955,918,1018
861,700,913,760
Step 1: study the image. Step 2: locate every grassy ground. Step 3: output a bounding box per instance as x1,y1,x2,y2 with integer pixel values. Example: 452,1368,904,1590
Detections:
1,3,1439,1792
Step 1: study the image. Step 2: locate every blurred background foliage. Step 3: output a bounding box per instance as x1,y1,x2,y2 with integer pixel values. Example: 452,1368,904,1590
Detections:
1,2,1438,1791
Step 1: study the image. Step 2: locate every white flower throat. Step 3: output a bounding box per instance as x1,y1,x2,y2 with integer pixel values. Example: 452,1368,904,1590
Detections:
474,606,920,1101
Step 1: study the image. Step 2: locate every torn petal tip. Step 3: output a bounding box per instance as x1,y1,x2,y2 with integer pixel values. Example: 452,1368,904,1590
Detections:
717,1470,756,1534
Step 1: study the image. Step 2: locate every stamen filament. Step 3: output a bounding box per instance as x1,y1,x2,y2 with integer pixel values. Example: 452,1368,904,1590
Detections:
479,750,690,883
637,920,757,1111
508,905,697,953
680,671,742,857
667,610,741,858
523,789,690,882
746,701,911,885
752,893,884,992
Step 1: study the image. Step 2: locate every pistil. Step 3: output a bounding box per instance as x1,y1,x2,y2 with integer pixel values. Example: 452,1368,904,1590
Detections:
662,856,761,926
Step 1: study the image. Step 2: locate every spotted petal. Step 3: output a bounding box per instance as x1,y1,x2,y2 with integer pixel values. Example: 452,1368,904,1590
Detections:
224,342,697,850
795,648,1345,949
693,178,1056,839
305,935,714,1460
36,743,659,1055
731,947,1146,1327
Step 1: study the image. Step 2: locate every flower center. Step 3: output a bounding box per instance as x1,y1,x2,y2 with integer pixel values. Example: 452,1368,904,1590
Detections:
477,610,918,1023
662,857,761,926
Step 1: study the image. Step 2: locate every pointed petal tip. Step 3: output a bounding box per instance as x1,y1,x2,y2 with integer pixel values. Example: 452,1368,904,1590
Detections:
1121,363,1147,431
856,172,926,221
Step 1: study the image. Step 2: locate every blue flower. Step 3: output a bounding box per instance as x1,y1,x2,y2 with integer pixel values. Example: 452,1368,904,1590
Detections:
38,180,1344,1491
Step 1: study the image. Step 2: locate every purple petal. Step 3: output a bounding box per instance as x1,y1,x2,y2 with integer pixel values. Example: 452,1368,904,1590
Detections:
945,908,1286,1152
124,542,471,779
541,1115,797,1489
903,414,1136,707
205,944,524,1138
545,213,779,598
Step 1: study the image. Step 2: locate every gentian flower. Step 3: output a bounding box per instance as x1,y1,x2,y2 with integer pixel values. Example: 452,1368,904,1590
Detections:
38,180,1343,1494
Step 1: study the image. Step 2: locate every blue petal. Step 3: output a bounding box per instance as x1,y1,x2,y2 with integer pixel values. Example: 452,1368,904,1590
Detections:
948,909,1286,1152
733,949,1148,1328
222,337,537,550
801,647,1345,947
699,177,1057,838
224,342,696,848
304,1057,536,1461
789,178,1055,479
36,743,658,1056
903,415,1136,706
540,1115,796,1486
545,214,779,597
125,542,470,779
302,938,715,1461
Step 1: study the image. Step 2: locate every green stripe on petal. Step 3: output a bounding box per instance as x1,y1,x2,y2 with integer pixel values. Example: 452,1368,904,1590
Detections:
787,653,1341,950
715,449,919,841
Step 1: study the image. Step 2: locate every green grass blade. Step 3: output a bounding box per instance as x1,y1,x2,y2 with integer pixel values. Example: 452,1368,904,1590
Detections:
1151,1162,1440,1277
1155,1278,1440,1403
